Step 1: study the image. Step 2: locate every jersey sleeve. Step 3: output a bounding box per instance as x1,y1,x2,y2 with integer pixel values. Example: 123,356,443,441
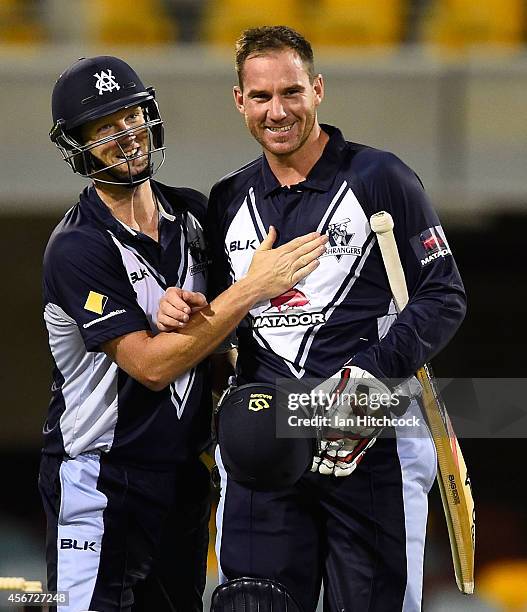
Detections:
351,152,467,379
43,229,151,352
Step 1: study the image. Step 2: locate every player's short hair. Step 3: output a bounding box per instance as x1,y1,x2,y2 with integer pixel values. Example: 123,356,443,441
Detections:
235,25,315,89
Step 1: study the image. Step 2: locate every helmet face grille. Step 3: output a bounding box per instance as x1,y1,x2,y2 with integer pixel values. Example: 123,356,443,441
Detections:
52,98,166,187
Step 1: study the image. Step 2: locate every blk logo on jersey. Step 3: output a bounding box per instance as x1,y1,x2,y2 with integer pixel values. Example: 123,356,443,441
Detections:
252,289,327,328
411,226,451,267
325,218,363,260
188,236,209,276
60,538,97,552
94,69,120,95
130,268,149,284
229,239,257,252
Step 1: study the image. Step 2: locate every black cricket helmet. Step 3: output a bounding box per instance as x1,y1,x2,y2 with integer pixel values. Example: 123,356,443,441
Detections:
50,56,165,186
216,383,314,490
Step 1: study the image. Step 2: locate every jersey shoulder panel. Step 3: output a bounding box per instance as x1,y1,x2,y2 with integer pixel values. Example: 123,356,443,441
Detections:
154,181,208,223
351,145,422,190
348,145,430,223
210,157,261,202
43,205,149,350
44,209,120,289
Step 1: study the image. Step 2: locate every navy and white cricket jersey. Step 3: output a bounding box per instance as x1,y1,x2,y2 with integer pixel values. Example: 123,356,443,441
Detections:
42,181,211,467
207,124,466,384
211,125,466,611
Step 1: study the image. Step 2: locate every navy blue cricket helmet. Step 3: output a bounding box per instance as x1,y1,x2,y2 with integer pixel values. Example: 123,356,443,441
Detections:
50,56,165,186
216,383,314,490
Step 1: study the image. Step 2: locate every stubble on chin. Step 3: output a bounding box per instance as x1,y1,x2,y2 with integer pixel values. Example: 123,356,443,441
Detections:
259,120,316,159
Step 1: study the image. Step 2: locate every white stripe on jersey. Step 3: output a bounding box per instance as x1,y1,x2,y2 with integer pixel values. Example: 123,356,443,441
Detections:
317,180,348,231
109,232,167,287
110,237,167,332
248,187,267,238
170,367,196,420
177,225,188,286
296,234,377,370
377,299,398,340
45,302,118,458
225,195,261,282
110,235,201,418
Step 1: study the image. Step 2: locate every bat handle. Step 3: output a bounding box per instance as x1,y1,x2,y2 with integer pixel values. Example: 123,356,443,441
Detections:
369,211,409,311
370,211,394,234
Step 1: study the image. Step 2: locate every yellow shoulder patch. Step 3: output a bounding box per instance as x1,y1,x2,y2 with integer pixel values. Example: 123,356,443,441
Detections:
84,291,108,315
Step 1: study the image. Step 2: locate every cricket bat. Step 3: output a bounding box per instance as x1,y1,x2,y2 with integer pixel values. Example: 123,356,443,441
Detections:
370,211,475,595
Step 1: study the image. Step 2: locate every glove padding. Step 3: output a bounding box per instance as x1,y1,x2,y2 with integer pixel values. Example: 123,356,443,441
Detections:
310,365,420,478
311,437,377,477
313,365,394,438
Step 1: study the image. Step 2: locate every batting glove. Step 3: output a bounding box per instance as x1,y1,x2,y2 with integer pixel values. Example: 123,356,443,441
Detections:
312,364,397,438
311,437,377,477
309,364,419,477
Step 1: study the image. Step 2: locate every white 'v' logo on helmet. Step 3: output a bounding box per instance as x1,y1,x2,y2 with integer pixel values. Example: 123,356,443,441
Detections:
93,69,121,95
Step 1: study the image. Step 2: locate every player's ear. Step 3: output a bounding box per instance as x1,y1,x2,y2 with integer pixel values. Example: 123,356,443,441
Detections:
313,74,324,106
233,85,245,114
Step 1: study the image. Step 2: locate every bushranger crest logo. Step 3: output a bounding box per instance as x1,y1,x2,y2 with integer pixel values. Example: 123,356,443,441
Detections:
326,219,362,260
252,289,327,328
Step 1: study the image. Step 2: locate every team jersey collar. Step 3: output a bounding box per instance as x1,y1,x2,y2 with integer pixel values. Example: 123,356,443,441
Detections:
261,124,347,197
79,181,178,241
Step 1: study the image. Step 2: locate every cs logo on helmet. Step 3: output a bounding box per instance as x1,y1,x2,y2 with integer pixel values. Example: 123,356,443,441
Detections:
248,393,272,412
94,69,121,95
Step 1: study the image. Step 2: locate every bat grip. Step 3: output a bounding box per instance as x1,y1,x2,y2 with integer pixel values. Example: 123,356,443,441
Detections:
370,211,394,234
370,212,409,311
